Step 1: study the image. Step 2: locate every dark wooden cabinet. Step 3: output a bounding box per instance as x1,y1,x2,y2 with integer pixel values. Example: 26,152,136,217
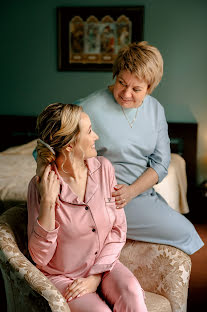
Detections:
187,182,207,223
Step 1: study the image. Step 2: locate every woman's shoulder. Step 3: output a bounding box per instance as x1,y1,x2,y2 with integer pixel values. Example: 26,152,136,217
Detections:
144,95,165,115
97,156,115,176
28,176,38,195
87,156,114,173
28,176,37,187
145,95,163,108
74,88,109,106
97,155,113,166
27,176,40,205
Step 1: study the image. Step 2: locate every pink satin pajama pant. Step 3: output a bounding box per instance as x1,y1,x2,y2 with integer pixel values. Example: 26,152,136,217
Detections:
60,261,148,312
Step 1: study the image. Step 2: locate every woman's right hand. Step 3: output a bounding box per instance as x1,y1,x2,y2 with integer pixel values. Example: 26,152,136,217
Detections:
37,165,60,206
64,274,102,302
37,165,60,231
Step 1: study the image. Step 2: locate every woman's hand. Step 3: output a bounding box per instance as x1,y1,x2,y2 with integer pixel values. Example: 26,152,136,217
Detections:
112,169,159,209
37,165,60,231
38,165,60,206
112,184,134,209
64,274,102,302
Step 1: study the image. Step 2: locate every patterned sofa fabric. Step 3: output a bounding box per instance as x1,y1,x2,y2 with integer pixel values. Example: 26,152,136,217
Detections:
0,205,191,312
0,205,70,312
119,240,191,312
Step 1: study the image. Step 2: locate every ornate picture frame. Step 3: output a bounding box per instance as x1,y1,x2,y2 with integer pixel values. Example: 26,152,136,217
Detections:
57,6,144,71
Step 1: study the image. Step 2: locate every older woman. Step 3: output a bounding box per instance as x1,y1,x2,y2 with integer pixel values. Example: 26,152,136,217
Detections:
74,41,203,255
28,103,147,311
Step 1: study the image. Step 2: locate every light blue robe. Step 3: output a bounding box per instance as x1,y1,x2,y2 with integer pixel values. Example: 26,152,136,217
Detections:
75,88,204,254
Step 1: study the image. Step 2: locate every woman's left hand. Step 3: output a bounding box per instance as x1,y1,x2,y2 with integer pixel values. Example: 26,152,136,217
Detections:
112,184,134,209
64,274,102,302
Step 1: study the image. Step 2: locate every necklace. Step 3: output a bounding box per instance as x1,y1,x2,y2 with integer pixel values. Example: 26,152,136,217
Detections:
121,107,138,128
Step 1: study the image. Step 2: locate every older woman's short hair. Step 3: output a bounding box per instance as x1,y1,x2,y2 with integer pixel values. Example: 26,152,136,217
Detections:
36,103,82,164
113,41,163,94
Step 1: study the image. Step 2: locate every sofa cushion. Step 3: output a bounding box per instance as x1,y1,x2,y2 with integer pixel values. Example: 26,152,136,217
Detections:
145,291,172,312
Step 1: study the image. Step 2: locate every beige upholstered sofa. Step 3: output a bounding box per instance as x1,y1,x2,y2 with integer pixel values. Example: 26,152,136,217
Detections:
0,205,191,312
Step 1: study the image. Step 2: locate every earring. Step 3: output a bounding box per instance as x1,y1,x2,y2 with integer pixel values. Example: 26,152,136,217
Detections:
69,151,74,165
61,150,70,174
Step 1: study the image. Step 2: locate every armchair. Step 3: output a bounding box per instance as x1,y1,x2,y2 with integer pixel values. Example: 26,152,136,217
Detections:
119,240,191,312
0,205,70,312
0,205,191,312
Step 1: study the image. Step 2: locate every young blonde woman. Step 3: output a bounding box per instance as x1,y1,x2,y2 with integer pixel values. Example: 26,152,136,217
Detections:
27,103,148,312
75,41,203,255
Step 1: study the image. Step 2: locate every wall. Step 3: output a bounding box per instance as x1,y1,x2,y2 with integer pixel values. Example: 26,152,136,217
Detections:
1,0,207,183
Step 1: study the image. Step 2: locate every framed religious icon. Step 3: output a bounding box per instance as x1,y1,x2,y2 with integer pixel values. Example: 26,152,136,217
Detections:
57,6,144,71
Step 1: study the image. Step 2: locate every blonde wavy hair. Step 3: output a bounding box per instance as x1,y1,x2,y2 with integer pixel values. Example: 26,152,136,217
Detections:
113,41,163,94
36,103,82,164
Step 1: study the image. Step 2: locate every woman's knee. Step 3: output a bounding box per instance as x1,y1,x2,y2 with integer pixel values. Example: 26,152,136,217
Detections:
171,213,197,238
114,279,147,312
121,276,143,296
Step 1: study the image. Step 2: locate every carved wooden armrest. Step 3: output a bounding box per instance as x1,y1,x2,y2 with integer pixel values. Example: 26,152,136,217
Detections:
0,221,70,312
120,240,191,312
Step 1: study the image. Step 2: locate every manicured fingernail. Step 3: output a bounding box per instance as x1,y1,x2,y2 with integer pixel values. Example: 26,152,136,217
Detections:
77,294,80,298
68,297,72,302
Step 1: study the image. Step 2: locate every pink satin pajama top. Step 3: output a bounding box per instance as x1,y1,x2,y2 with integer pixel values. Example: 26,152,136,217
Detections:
27,156,127,281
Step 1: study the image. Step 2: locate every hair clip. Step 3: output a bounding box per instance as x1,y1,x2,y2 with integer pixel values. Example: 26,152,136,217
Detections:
38,139,55,155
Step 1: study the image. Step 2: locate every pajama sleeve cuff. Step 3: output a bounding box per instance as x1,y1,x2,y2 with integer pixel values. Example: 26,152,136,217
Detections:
34,219,60,241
